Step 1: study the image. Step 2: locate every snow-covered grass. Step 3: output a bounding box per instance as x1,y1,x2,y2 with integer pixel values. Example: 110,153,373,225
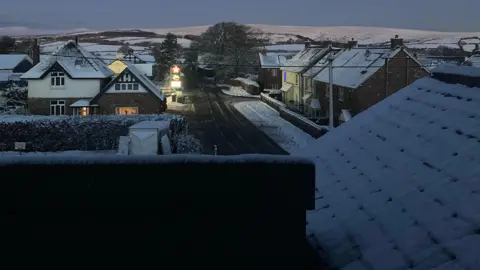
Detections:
234,101,314,153
40,42,148,54
219,85,259,98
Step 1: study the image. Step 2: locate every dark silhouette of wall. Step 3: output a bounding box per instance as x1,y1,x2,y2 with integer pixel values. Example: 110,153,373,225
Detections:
0,155,319,266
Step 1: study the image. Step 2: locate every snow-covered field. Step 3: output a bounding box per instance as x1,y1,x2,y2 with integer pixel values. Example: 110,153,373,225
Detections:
234,101,314,153
105,37,192,47
40,41,149,54
4,24,479,49
219,85,260,98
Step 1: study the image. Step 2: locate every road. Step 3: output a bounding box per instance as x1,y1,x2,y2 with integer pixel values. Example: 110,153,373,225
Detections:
167,86,287,156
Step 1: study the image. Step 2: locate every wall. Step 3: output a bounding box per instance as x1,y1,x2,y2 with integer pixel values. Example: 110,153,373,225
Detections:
282,71,298,108
108,60,127,75
259,68,282,89
96,92,165,114
27,75,101,98
1,155,321,265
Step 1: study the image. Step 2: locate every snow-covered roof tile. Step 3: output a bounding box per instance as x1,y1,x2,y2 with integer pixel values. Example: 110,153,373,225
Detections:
314,47,397,88
432,64,480,78
303,48,343,77
463,54,480,67
21,40,114,79
281,47,329,73
296,76,480,270
0,54,32,70
135,54,155,63
259,52,296,68
70,99,91,107
125,62,165,101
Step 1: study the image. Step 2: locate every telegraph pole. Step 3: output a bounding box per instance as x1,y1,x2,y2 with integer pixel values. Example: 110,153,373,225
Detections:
328,48,334,129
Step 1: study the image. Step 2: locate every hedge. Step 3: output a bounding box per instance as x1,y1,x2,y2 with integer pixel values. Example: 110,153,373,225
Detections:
0,114,188,152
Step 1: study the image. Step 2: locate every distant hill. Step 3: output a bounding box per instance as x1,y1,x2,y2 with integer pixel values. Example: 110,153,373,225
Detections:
1,24,479,49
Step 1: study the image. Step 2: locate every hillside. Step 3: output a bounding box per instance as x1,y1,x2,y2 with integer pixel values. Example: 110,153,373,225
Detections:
2,24,479,50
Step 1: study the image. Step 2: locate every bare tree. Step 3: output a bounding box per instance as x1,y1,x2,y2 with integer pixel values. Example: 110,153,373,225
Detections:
197,22,268,79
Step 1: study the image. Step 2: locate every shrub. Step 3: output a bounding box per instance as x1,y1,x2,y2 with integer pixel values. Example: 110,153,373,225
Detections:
0,114,194,153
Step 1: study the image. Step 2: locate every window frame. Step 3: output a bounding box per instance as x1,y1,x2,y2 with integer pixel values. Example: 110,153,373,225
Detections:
115,107,138,115
50,100,66,115
50,72,65,88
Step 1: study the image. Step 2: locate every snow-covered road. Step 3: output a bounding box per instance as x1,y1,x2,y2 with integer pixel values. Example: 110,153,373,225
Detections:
234,101,314,154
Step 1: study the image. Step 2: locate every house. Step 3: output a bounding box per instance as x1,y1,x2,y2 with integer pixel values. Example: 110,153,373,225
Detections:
313,35,429,126
301,46,344,117
90,63,166,115
280,44,329,111
296,65,480,270
257,49,295,90
21,40,166,115
0,54,34,86
108,50,155,79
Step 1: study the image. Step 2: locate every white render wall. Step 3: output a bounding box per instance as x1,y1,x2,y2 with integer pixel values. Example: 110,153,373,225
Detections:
27,74,101,98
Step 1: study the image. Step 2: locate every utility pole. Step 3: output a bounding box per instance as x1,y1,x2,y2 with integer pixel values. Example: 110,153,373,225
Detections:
328,48,334,129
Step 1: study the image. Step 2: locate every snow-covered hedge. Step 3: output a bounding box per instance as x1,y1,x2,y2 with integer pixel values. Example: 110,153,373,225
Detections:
0,114,192,153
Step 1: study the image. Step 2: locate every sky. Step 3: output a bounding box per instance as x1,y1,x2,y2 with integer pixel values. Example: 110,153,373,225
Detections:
1,0,480,32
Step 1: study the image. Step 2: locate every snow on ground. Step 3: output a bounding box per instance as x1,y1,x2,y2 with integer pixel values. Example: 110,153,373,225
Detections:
219,85,259,98
234,101,313,153
0,150,117,156
263,44,305,52
105,37,192,47
146,24,480,47
40,42,148,54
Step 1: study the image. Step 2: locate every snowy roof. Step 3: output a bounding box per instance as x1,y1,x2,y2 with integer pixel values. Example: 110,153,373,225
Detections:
303,48,343,77
314,47,399,88
125,63,165,101
463,54,480,67
0,54,32,70
70,99,91,107
262,44,305,52
135,54,155,63
281,47,329,73
21,40,114,79
129,120,170,130
258,52,295,68
296,76,480,270
432,64,480,78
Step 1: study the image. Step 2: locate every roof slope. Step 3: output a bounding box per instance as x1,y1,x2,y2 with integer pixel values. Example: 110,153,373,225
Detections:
21,40,114,79
463,54,480,67
296,76,480,270
92,62,164,103
281,47,328,73
258,52,294,68
303,48,343,78
314,47,398,88
0,54,32,70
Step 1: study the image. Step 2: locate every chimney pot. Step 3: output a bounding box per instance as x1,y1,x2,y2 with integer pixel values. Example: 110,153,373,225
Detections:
391,35,403,49
75,36,79,45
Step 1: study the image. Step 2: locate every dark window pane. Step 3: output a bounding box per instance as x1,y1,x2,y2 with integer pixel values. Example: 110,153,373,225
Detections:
128,84,133,90
61,77,65,85
115,84,120,90
60,105,65,115
122,84,126,90
51,78,55,85
56,77,60,85
133,84,139,90
50,106,55,115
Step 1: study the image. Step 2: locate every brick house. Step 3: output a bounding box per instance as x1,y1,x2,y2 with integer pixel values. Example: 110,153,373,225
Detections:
257,49,295,90
21,40,166,115
313,36,430,126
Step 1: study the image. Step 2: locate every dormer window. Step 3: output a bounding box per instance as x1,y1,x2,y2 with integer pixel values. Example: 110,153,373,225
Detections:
51,72,65,87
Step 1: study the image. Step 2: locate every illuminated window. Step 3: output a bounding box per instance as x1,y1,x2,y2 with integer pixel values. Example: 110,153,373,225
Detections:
115,107,138,115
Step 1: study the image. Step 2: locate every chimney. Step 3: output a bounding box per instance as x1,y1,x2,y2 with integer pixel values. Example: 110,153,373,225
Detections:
347,38,358,49
391,34,404,49
32,39,40,65
261,46,267,55
75,36,79,45
324,39,332,47
305,40,311,48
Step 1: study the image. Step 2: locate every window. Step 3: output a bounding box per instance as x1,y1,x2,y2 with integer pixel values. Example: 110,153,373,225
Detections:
50,72,65,87
338,88,344,102
115,107,138,115
272,69,278,76
295,75,299,85
50,100,65,115
73,107,89,116
304,78,309,90
325,84,329,98
116,83,139,91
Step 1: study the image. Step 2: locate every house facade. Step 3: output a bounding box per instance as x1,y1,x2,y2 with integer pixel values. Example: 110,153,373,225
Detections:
257,50,295,90
280,45,329,111
0,54,34,85
313,36,430,126
21,40,166,116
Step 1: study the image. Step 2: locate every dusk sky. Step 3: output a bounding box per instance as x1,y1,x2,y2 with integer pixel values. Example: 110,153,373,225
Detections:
1,0,479,32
